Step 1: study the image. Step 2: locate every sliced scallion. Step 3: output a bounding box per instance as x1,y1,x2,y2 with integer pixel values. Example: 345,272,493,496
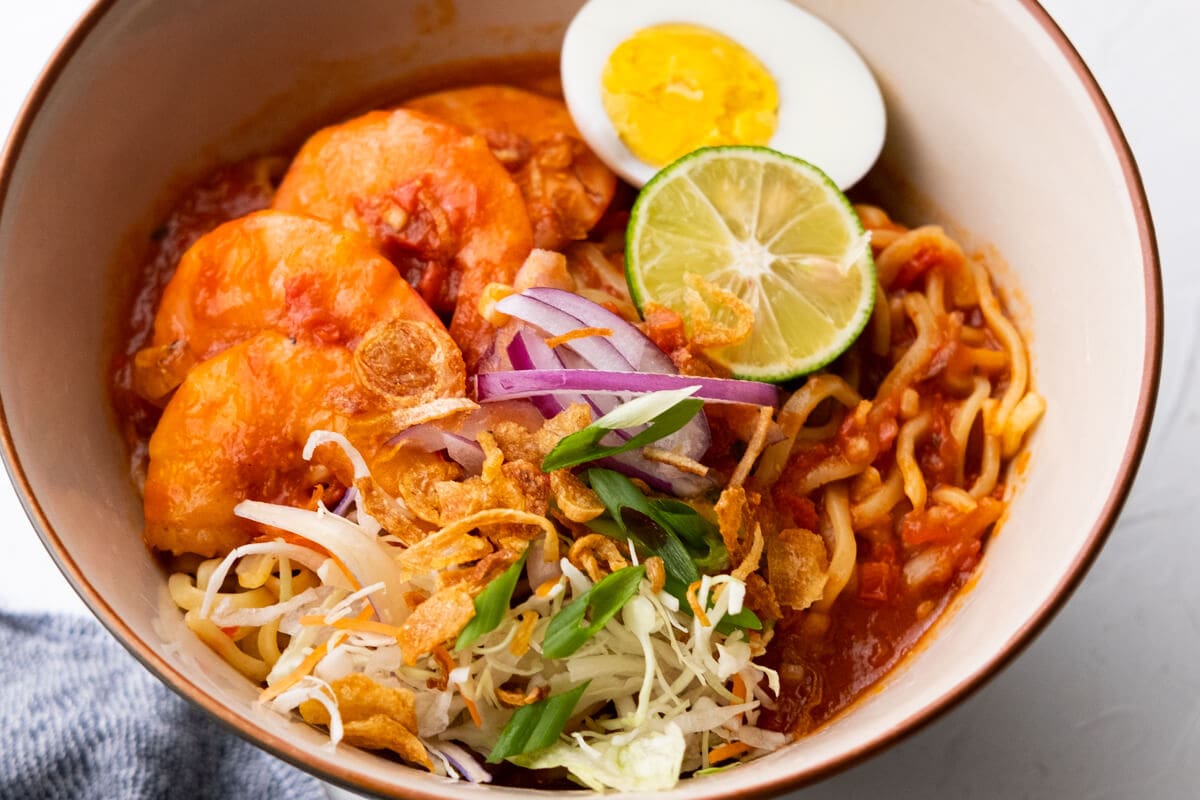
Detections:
455,547,529,651
542,564,646,659
541,388,704,472
486,681,590,763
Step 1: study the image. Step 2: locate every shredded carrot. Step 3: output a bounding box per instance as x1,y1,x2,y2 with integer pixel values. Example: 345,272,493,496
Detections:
258,642,329,703
432,644,457,688
687,580,712,628
462,693,483,728
544,327,614,349
299,615,403,639
708,741,752,763
730,674,747,703
729,674,749,726
535,577,561,597
509,611,541,657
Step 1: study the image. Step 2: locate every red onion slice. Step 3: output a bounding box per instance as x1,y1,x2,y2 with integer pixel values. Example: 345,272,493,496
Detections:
501,335,713,495
389,426,485,475
520,286,677,374
491,291,737,496
331,486,358,517
431,742,492,784
474,369,782,407
495,293,633,373
506,329,585,418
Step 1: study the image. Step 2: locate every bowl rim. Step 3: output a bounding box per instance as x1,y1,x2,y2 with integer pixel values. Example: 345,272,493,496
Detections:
0,1,1163,797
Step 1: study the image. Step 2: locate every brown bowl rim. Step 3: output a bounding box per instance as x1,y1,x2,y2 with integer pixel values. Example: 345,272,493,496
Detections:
0,1,1163,797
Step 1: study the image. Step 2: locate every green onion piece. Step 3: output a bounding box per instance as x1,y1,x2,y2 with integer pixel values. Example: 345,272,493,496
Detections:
585,469,699,587
585,469,761,632
647,498,728,574
694,765,736,777
580,470,758,633
542,564,646,659
486,681,591,763
646,498,715,549
717,607,762,633
454,547,529,651
541,389,704,472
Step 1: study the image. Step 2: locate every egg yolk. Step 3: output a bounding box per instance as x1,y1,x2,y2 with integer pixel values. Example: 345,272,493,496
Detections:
601,23,779,167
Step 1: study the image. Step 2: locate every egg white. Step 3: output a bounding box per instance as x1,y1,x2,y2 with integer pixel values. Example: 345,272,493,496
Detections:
561,0,886,189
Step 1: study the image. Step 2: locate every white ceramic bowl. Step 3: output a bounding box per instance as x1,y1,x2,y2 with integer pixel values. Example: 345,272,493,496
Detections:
0,2,1160,798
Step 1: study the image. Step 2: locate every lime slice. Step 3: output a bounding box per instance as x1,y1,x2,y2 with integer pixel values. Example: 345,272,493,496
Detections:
626,146,875,382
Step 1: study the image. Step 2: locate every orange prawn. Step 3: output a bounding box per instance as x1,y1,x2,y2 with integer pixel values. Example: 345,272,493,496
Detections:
142,332,380,557
404,85,616,251
132,210,441,402
272,109,534,370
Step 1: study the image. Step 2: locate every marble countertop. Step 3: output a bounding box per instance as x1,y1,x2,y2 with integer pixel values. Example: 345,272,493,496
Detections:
2,1,1196,797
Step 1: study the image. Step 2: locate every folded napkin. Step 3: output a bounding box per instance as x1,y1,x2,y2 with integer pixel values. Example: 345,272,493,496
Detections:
0,611,328,800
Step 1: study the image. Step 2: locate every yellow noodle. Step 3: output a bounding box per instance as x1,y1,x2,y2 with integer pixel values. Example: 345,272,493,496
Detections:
257,617,283,668
731,406,773,488
277,555,293,600
969,258,1028,453
794,410,844,443
964,346,1009,372
876,225,959,289
264,567,318,599
796,455,869,496
896,412,932,513
755,375,862,486
184,610,271,682
876,292,939,403
236,554,276,589
958,325,988,346
227,625,255,643
816,483,856,610
869,282,891,357
168,572,275,613
853,204,894,230
971,432,1002,498
951,377,991,445
851,467,906,528
930,485,978,513
925,268,946,316
195,558,224,592
851,466,882,500
951,376,992,486
899,387,920,420
1003,391,1046,457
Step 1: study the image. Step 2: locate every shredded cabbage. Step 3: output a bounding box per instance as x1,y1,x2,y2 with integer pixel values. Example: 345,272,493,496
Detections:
212,430,784,789
515,725,687,792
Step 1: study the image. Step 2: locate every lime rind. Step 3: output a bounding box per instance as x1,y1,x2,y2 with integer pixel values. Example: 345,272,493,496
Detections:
626,146,876,382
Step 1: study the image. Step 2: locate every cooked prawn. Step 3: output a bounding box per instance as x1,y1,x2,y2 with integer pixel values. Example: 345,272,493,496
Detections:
405,85,616,251
272,109,534,370
133,210,441,402
144,317,467,557
143,332,377,556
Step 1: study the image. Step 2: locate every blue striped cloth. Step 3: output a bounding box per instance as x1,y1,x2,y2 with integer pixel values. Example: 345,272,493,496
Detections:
0,612,327,800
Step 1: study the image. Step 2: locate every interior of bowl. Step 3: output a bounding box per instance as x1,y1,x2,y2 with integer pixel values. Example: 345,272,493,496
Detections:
0,0,1156,798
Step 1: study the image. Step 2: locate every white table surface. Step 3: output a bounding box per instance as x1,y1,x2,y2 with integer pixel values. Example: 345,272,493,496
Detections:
2,1,1197,798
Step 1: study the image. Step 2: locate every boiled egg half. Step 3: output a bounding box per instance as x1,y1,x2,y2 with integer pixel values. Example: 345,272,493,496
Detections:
561,0,886,189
